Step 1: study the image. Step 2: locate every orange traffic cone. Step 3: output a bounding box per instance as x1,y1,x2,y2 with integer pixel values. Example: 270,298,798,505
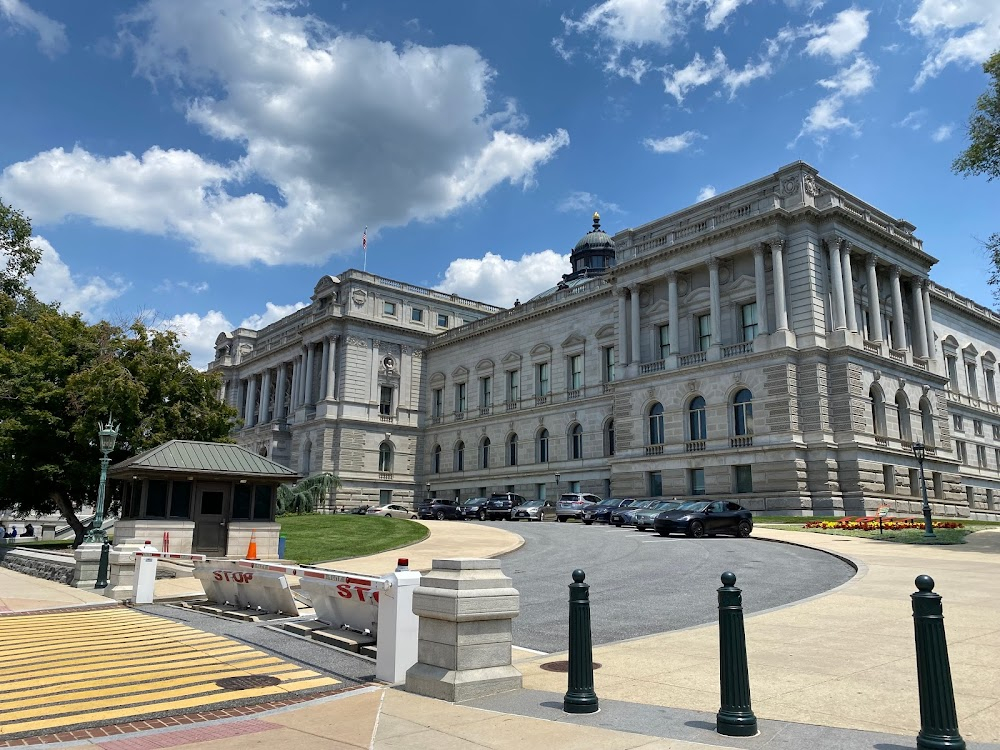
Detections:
246,530,258,560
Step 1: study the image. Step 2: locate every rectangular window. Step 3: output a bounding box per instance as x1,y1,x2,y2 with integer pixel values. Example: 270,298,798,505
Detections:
909,468,920,496
988,488,996,509
507,369,520,402
480,376,492,406
883,465,895,494
569,480,581,493
537,362,549,396
569,355,582,390
978,445,987,468
379,385,393,416
690,468,706,495
993,425,1000,441
995,448,1000,469
987,369,997,403
383,301,397,316
954,415,964,432
232,484,252,519
379,489,392,507
432,388,443,418
741,303,758,342
455,382,467,412
698,314,712,352
946,356,959,389
966,486,976,505
658,325,670,359
437,313,448,327
932,471,943,498
411,308,423,322
604,346,615,382
648,471,663,497
967,363,979,398
956,440,967,464
169,481,192,519
537,483,546,501
253,485,271,520
975,419,984,436
145,480,168,517
734,465,753,494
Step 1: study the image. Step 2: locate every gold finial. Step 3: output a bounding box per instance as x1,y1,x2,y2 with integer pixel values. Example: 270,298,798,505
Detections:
592,212,601,231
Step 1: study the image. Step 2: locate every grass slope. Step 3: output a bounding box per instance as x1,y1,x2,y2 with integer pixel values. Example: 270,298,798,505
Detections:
278,513,428,564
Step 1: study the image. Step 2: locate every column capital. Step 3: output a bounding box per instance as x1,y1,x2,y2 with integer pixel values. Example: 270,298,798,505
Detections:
768,237,785,252
753,243,766,259
866,252,879,269
890,264,902,280
666,270,678,283
840,239,854,255
823,234,845,251
612,285,627,298
707,256,720,271
627,283,640,294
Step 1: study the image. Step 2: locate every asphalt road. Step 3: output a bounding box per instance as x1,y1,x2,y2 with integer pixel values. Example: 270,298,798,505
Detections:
481,520,856,653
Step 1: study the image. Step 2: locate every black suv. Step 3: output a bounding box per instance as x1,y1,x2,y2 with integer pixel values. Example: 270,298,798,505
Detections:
485,492,527,520
417,498,464,520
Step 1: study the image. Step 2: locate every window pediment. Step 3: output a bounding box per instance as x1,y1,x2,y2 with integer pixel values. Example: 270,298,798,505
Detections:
595,324,616,340
501,351,522,365
476,358,495,372
561,333,586,349
452,365,470,381
530,343,552,358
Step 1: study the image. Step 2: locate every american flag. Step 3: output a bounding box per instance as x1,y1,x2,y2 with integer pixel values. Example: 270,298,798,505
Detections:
362,226,367,252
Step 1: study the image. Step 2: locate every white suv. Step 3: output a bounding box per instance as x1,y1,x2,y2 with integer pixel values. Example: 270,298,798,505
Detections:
556,493,603,522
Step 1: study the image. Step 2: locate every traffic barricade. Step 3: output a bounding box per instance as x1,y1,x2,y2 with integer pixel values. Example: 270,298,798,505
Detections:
193,559,298,615
133,543,208,604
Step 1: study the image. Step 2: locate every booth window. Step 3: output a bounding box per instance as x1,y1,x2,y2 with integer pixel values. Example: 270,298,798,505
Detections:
232,484,253,519
122,482,135,518
146,480,169,517
254,485,271,520
170,481,192,518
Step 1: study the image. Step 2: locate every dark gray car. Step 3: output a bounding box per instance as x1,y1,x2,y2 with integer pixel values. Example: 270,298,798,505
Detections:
634,500,682,531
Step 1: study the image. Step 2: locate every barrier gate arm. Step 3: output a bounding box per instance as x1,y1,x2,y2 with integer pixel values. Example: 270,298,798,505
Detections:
234,559,392,589
133,546,210,604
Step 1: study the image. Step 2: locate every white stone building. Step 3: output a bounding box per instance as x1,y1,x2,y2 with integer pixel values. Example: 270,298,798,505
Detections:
209,161,1000,520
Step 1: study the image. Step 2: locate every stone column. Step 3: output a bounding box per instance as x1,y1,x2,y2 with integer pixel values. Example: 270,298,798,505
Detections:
708,258,722,347
247,374,259,427
890,265,907,350
241,378,251,422
771,239,789,331
326,335,338,399
259,369,272,424
827,237,847,330
319,338,330,401
866,254,883,342
275,362,288,420
922,281,937,361
304,343,315,406
911,278,928,358
400,345,411,410
752,245,769,336
667,272,680,354
290,357,300,409
616,287,628,366
629,284,641,365
405,558,521,702
841,242,858,333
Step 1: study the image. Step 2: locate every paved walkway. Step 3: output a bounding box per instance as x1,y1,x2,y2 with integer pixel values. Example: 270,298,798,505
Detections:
0,566,111,613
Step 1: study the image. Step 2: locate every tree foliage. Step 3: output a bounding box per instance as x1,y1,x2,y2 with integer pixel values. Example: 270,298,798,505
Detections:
0,198,40,304
277,472,341,515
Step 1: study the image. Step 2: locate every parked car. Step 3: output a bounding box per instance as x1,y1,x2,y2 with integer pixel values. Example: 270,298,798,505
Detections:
555,493,602,522
611,500,656,527
510,498,558,521
460,497,490,521
653,500,754,538
367,503,418,519
485,493,527,521
633,499,683,531
417,498,465,521
582,497,638,525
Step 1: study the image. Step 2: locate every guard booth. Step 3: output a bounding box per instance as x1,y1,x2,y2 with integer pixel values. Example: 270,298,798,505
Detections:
109,440,302,558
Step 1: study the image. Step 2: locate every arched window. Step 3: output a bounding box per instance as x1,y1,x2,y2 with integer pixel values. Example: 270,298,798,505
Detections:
508,433,518,466
480,437,491,469
379,441,393,473
538,429,549,463
570,423,583,459
605,419,615,457
454,440,465,472
895,391,912,442
870,386,886,437
919,396,935,446
732,389,753,436
433,444,441,474
689,396,707,441
648,402,664,445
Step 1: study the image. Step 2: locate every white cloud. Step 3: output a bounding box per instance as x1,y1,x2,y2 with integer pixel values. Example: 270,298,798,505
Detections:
562,0,690,49
0,0,67,57
932,124,955,142
239,301,308,330
703,0,752,31
794,55,877,144
435,250,571,307
910,0,1000,87
27,236,129,319
661,48,773,102
644,130,706,153
155,279,210,294
697,185,717,201
0,0,569,267
158,310,233,370
558,192,622,215
897,109,927,130
803,8,870,61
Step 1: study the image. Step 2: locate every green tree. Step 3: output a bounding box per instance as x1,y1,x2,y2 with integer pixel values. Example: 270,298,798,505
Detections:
0,198,40,304
277,472,341,515
953,51,1000,302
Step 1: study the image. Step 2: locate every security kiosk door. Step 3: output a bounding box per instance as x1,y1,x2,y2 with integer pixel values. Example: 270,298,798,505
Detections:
193,485,228,556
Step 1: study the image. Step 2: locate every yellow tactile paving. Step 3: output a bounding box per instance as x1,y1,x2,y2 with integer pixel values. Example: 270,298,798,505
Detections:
0,607,339,737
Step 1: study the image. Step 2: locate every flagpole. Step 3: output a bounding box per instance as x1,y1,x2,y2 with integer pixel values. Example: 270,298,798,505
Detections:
363,226,368,273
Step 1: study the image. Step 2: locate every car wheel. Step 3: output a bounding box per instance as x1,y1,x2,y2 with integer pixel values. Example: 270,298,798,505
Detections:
737,520,752,538
558,516,567,523
614,522,622,527
658,531,670,537
583,520,593,525
688,520,706,538
435,510,445,521
478,510,486,521
410,514,418,519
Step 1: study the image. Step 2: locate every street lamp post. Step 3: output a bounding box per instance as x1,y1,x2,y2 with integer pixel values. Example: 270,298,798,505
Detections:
85,418,119,544
911,442,936,539
426,481,432,499
555,472,561,492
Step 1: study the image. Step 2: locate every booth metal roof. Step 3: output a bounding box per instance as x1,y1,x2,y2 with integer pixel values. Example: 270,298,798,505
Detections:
109,440,301,480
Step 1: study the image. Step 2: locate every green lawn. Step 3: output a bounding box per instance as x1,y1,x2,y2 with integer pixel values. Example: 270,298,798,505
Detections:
277,513,428,564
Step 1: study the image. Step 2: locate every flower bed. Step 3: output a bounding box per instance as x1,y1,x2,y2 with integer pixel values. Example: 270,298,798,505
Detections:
804,517,963,531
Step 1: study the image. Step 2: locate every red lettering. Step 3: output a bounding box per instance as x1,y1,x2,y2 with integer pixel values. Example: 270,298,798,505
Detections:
354,586,367,601
213,571,223,581
336,583,352,599
371,590,380,604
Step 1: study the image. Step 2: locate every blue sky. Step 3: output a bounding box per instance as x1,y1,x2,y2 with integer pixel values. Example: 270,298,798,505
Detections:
1,0,998,368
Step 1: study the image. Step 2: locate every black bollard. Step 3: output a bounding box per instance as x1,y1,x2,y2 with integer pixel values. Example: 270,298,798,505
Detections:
95,539,110,589
912,575,966,750
716,571,757,737
563,569,599,714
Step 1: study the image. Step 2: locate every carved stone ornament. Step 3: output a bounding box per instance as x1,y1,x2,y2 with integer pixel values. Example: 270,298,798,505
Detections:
571,411,577,421
509,421,515,431
782,176,799,196
412,349,423,358
351,288,367,307
733,371,743,383
803,174,821,197
873,370,882,381
382,355,396,372
538,416,544,425
898,378,906,390
687,380,698,392
922,384,931,395
648,388,655,398
384,431,392,441
347,336,368,348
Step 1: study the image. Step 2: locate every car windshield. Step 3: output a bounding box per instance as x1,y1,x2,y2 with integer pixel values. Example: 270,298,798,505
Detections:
648,501,679,510
462,498,484,506
596,498,620,507
632,501,654,509
676,501,711,512
520,500,543,508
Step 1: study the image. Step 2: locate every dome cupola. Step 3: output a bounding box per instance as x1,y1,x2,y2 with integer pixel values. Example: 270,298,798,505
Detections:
567,212,615,281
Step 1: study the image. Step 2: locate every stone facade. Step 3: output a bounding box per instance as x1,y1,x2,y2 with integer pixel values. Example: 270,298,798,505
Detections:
209,161,1000,520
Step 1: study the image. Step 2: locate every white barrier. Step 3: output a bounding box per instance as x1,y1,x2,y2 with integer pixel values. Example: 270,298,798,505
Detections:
193,559,298,615
375,561,421,683
132,544,208,604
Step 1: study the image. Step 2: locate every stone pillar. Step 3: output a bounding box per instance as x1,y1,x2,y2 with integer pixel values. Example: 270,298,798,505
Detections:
326,335,338,399
247,374,259,427
319,338,329,402
752,245,769,336
771,239,789,331
304,343,315,406
667,271,680,354
911,278,928,359
923,281,937,361
841,242,858,333
290,356,300,409
105,541,144,601
866,254,883,342
259,369,272,424
629,285,640,365
890,265,907,351
400,345,411,410
405,558,522,702
827,237,847,330
708,257,722,347
242,378,251,423
616,287,628,365
71,543,103,589
275,362,288,420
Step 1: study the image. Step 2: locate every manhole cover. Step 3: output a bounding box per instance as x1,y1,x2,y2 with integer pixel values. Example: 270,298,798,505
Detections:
539,660,601,673
216,675,282,690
